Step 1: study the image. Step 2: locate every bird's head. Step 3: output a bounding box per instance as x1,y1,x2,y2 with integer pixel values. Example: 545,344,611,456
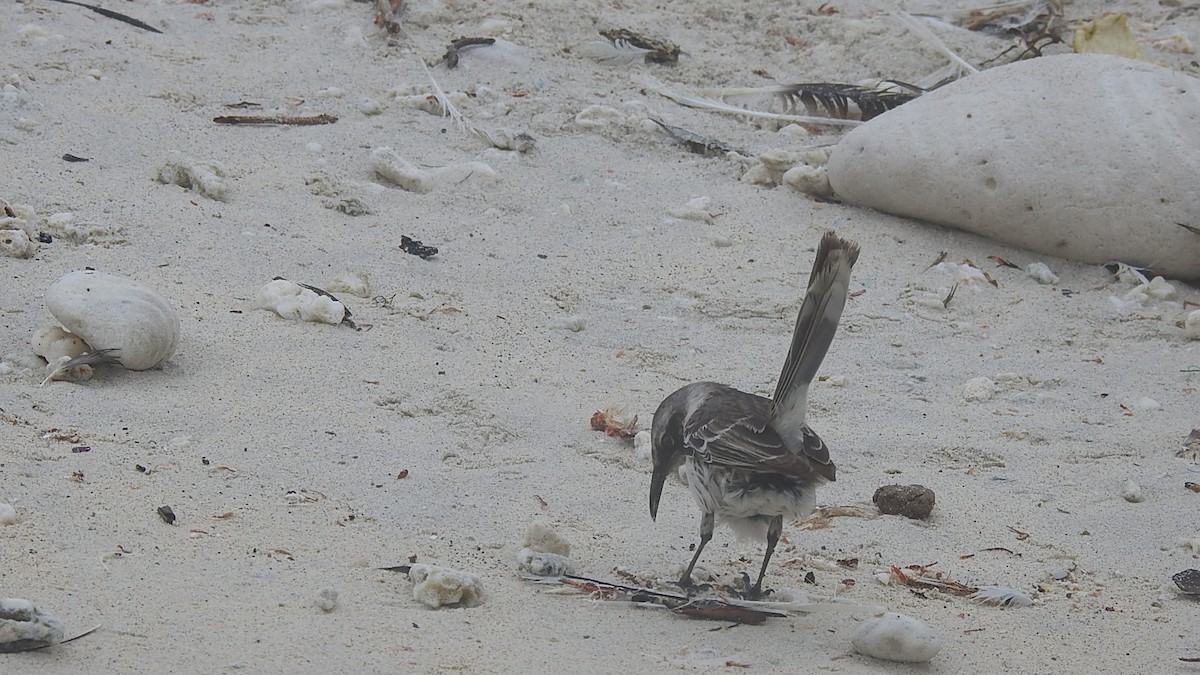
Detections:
649,388,690,521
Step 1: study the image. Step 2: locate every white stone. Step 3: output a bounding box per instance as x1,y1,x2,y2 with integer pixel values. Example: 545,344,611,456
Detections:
314,588,338,612
408,564,484,609
827,54,1200,280
0,597,63,652
256,279,346,325
1184,310,1200,339
0,229,35,258
370,147,495,193
1121,479,1145,503
962,376,996,402
851,612,943,663
1026,262,1059,285
46,270,180,370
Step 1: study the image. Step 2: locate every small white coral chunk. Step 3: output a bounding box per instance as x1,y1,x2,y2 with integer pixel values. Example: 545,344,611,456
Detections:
326,272,370,298
0,229,35,258
516,548,573,576
962,376,996,402
851,612,943,663
523,520,570,556
255,279,346,325
1025,262,1059,285
370,147,495,193
1183,310,1200,340
408,564,485,609
0,598,64,652
314,588,338,612
155,152,230,201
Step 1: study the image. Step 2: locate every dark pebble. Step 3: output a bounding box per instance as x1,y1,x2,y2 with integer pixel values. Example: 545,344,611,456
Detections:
872,484,936,520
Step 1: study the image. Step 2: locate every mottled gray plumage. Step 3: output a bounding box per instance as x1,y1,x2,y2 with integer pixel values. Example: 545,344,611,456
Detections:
650,231,859,597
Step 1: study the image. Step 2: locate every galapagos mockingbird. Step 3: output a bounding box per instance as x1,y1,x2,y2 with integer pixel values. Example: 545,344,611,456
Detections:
649,230,859,598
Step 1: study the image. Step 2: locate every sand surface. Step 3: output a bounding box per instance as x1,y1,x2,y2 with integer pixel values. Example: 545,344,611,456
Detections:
3,0,1200,672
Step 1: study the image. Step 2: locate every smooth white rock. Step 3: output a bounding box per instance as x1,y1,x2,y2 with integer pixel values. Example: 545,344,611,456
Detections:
45,270,180,370
827,54,1200,280
0,598,64,652
852,612,943,663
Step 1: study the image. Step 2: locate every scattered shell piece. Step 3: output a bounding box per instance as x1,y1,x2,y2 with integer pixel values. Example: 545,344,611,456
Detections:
962,376,996,402
326,272,370,299
969,586,1033,607
43,212,124,244
666,196,717,224
1073,14,1147,61
0,598,64,653
315,588,339,612
0,229,35,258
634,430,652,460
155,152,230,201
474,128,536,153
0,503,16,525
782,164,832,198
45,270,180,371
370,147,495,193
574,105,626,130
31,326,90,375
255,279,348,325
522,520,570,556
1025,262,1058,285
1121,479,1145,503
516,548,573,576
408,564,485,609
1131,397,1160,412
1182,311,1200,340
1180,429,1200,461
872,484,935,520
557,316,586,332
851,612,943,663
356,98,382,115
1173,569,1200,595
1124,276,1176,304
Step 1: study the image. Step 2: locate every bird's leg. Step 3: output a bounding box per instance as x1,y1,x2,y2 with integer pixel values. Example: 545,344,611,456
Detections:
750,515,784,599
680,511,714,589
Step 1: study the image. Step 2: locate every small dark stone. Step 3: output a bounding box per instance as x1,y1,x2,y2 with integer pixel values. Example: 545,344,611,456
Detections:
400,235,438,259
35,232,53,244
157,505,176,525
1173,569,1200,595
872,484,936,520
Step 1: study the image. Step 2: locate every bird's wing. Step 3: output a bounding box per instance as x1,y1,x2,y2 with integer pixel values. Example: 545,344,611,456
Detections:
682,387,834,481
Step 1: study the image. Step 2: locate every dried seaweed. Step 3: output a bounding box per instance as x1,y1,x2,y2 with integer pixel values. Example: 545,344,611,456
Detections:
651,119,747,156
442,37,496,68
214,114,337,126
598,29,680,64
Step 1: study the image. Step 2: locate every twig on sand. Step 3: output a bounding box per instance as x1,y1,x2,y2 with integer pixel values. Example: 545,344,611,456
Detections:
48,0,161,34
214,114,338,126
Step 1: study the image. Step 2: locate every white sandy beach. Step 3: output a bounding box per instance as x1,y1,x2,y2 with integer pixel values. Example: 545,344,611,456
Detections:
3,0,1200,672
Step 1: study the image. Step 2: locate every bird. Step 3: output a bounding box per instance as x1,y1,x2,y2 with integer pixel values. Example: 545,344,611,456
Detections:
649,230,860,598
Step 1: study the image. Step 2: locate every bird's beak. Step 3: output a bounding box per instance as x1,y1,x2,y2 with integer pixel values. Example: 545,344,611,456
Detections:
649,465,668,521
